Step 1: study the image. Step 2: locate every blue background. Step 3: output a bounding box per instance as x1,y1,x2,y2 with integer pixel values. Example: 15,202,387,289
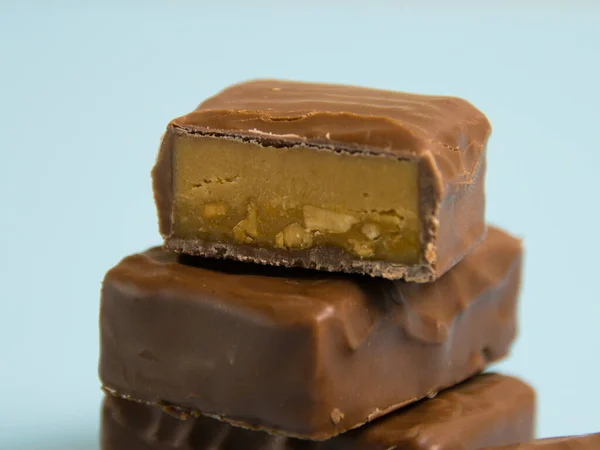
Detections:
1,1,599,448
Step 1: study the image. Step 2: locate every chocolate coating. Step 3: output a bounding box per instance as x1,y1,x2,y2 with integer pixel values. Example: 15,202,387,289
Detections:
153,79,490,281
101,373,535,450
486,433,600,449
99,226,521,440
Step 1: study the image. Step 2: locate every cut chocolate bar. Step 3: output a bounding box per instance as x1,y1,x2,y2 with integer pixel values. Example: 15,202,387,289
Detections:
101,373,535,450
485,433,600,449
152,79,490,281
99,226,521,440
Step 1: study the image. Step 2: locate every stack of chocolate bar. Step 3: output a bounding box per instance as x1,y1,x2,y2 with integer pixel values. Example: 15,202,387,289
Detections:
99,80,536,449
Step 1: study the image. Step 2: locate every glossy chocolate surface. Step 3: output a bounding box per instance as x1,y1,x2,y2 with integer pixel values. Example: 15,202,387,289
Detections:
101,374,535,450
99,227,521,440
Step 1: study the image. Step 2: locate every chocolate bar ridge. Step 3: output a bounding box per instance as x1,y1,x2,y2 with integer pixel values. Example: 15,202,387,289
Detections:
152,79,491,281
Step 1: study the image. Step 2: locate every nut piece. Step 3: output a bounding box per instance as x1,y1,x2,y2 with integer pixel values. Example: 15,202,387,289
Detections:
330,408,344,425
361,223,381,240
201,202,228,219
348,239,375,258
233,226,251,243
233,202,259,243
303,206,358,234
275,223,313,249
425,241,437,264
368,211,406,229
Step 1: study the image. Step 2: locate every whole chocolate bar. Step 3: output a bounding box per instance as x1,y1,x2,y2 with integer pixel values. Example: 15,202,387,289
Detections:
485,433,600,449
102,374,535,450
99,226,521,440
152,79,490,281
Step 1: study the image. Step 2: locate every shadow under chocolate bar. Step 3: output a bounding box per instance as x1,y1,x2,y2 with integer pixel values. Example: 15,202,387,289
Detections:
101,373,535,450
152,79,490,281
99,226,522,440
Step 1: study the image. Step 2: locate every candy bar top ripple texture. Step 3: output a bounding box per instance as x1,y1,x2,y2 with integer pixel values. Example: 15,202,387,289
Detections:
99,227,522,440
101,374,535,450
152,79,491,281
486,433,600,449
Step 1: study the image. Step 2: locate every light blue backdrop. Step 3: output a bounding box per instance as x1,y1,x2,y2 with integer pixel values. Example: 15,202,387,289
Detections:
1,2,599,448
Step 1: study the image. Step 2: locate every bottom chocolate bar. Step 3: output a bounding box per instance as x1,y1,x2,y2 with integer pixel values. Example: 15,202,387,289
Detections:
486,432,600,449
102,373,535,450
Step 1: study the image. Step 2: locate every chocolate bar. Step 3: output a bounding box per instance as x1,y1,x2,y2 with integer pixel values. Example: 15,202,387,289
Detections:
485,433,600,449
101,373,535,450
152,79,490,281
99,226,521,440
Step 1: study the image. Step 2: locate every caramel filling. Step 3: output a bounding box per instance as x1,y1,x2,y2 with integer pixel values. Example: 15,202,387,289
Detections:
173,136,421,263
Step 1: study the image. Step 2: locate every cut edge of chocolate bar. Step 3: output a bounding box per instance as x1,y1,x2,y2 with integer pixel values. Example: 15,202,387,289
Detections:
154,126,485,282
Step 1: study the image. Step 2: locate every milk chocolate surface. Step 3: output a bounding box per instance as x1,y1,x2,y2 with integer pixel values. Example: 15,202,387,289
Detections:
486,433,600,449
152,79,490,281
99,227,522,440
102,374,535,450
